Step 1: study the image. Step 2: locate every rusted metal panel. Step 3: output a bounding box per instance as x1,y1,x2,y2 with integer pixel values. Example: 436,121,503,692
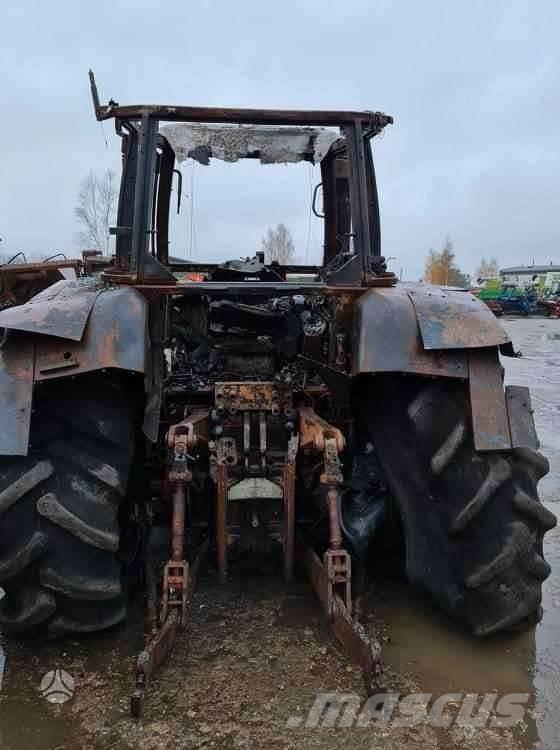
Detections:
34,287,148,381
215,382,292,415
506,385,539,449
0,336,34,456
353,285,468,378
0,279,103,342
468,348,511,451
407,285,511,350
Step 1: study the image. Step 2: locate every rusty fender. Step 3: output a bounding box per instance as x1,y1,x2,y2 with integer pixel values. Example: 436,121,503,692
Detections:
0,282,149,456
352,283,536,453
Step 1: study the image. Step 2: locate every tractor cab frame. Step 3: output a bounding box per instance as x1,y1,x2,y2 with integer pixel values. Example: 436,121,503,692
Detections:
89,71,392,288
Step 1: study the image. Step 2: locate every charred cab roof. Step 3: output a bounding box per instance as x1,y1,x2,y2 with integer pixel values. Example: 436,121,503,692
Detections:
89,70,393,132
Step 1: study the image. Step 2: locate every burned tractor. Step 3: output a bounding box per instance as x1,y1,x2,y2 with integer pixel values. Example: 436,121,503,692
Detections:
0,74,555,715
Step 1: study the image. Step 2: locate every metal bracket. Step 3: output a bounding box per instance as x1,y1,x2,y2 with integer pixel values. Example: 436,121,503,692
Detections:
325,548,352,615
320,436,344,486
161,560,189,626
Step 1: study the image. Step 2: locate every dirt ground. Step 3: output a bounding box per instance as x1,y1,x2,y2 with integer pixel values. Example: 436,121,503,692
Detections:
0,316,559,750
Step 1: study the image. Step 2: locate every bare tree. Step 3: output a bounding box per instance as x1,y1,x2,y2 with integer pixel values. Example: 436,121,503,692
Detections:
475,257,499,281
261,223,295,264
74,170,117,254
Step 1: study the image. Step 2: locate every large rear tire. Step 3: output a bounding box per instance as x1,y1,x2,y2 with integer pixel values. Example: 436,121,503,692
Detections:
0,376,134,638
359,375,556,635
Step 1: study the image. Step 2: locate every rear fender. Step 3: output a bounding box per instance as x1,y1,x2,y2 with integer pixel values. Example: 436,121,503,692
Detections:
33,286,148,380
0,284,150,456
0,279,104,341
352,283,534,452
352,284,469,379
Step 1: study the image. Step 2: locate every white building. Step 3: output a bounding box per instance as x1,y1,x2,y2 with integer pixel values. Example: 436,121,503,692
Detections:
500,264,560,289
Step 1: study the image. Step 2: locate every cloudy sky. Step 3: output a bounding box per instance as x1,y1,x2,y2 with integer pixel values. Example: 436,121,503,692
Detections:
1,0,559,280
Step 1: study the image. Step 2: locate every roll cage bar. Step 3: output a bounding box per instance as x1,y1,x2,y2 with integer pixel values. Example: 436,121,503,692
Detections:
89,71,393,288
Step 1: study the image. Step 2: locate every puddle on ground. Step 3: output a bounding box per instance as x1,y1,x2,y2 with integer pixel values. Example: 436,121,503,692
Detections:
374,574,541,745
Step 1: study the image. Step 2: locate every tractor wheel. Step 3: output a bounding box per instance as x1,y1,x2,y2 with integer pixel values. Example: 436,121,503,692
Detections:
0,376,135,638
359,375,556,635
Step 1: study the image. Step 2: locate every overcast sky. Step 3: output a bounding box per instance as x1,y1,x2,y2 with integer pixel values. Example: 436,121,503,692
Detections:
1,0,559,280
